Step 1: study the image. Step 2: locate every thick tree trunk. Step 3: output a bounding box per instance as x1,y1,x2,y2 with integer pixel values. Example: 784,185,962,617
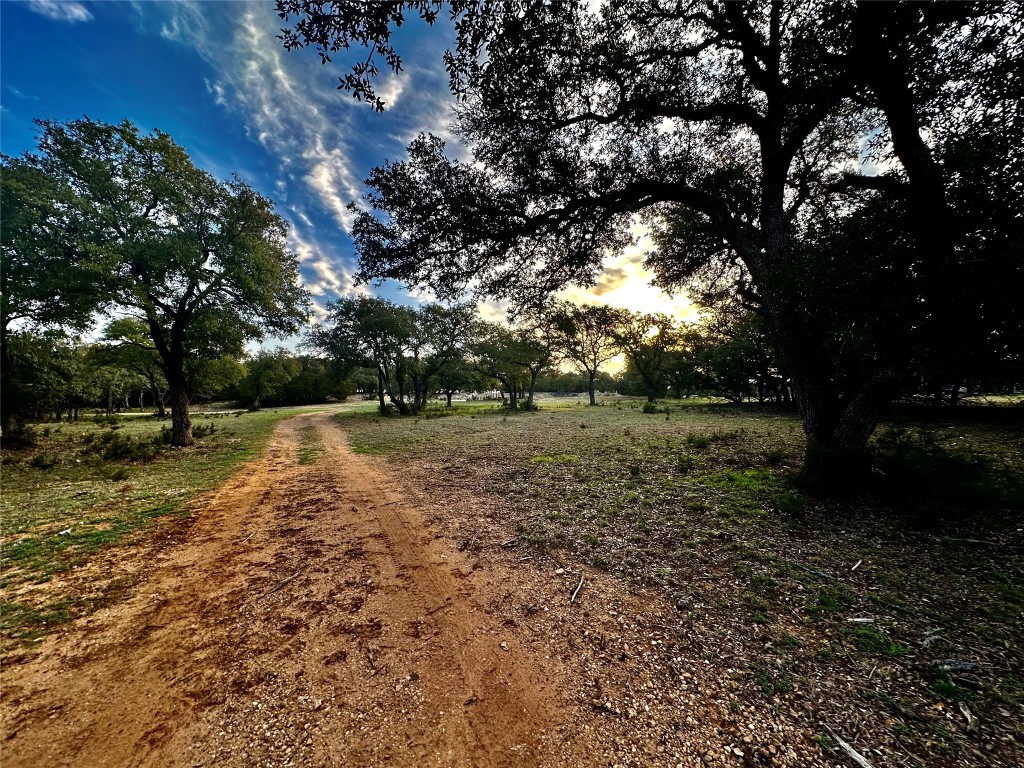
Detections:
446,390,453,407
587,371,597,406
0,324,19,442
168,382,194,446
526,370,540,411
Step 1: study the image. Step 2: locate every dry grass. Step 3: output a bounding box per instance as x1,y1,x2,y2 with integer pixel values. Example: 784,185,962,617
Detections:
337,398,1024,767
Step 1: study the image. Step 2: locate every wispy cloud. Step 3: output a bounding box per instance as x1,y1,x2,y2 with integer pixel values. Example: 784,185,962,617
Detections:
27,0,92,23
4,85,39,100
152,2,363,231
141,0,456,305
289,220,369,306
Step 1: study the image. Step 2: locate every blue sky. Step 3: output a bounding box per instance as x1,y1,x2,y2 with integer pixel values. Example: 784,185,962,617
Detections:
1,0,461,324
1,0,697,339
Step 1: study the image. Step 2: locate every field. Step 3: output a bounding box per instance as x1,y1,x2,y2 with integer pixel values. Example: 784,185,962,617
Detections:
1,397,1022,767
336,398,1024,766
0,403,370,645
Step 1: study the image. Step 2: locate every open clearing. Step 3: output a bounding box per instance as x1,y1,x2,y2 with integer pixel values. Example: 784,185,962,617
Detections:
1,404,1022,767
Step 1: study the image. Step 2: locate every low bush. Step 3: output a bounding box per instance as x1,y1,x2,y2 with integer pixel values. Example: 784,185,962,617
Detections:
29,453,58,470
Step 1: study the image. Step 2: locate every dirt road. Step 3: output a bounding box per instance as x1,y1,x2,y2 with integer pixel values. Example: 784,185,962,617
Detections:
2,413,565,767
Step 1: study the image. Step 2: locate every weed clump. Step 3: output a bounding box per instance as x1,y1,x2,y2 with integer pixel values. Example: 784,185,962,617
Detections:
29,453,58,470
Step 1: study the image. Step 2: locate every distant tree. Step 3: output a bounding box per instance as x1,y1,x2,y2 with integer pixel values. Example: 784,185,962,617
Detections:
236,349,302,410
101,319,169,415
4,331,81,424
313,296,417,414
18,118,308,445
469,320,550,411
661,328,709,400
407,303,476,414
276,356,351,405
611,311,676,403
186,356,247,403
434,354,474,407
550,303,621,407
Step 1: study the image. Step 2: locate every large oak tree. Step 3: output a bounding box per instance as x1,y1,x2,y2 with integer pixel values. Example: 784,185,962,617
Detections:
278,1,1021,482
16,118,309,445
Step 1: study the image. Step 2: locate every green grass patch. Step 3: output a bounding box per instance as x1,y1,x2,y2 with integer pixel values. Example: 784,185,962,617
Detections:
297,424,323,465
841,623,908,657
0,599,74,644
529,453,579,464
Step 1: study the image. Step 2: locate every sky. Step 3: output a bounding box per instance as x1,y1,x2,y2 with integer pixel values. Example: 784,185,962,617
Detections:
0,0,697,342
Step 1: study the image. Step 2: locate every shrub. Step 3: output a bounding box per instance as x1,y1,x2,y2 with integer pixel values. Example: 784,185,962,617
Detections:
685,434,712,450
641,402,660,414
100,433,158,462
192,422,217,438
29,453,58,470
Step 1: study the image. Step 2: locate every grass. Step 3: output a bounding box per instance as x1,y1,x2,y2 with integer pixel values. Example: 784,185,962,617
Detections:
5,396,1022,764
0,404,343,647
297,424,324,465
333,397,1024,766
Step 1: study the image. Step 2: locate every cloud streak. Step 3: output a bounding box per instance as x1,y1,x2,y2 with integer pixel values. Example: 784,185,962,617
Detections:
153,2,364,232
27,0,92,23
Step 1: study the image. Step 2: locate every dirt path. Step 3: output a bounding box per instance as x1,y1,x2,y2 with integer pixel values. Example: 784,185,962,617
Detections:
1,413,565,767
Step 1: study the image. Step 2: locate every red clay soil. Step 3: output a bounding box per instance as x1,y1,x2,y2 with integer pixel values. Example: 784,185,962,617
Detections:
1,414,567,767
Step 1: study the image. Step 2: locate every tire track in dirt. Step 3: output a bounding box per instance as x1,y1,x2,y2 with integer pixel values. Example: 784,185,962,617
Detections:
1,413,563,767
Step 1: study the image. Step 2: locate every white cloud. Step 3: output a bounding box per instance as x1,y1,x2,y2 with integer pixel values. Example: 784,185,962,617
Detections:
27,0,92,23
288,221,369,314
153,3,364,232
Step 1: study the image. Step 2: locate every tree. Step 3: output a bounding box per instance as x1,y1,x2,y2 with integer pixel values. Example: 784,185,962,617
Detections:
3,331,82,425
101,319,169,415
407,303,476,414
434,354,474,407
314,296,417,414
469,320,551,411
611,311,675,403
550,303,621,407
278,0,1021,484
236,349,302,410
17,118,308,446
0,156,100,439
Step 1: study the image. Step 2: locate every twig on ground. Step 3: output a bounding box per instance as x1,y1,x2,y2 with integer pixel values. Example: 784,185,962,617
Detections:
851,559,862,571
959,702,979,731
570,572,585,604
936,536,997,546
790,560,840,582
824,726,875,768
424,596,452,616
257,571,302,601
241,531,255,544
